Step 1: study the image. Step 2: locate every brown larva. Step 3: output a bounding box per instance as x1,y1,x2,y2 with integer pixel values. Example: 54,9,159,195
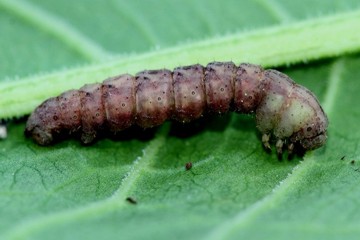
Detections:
25,62,328,155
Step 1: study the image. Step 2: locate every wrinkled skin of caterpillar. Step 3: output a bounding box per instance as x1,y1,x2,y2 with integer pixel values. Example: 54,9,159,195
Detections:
25,62,328,156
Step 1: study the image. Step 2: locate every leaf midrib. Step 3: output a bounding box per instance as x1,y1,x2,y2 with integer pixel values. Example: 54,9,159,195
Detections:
1,9,360,118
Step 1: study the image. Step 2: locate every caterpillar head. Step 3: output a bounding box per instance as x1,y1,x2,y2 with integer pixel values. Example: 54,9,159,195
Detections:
256,70,328,156
288,85,328,151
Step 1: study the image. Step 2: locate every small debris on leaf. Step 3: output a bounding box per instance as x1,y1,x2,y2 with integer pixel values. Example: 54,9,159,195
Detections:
126,197,137,205
185,162,193,170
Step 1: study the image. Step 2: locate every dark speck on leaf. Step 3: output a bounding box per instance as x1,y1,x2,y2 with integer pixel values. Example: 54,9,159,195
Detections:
126,197,137,204
185,162,192,170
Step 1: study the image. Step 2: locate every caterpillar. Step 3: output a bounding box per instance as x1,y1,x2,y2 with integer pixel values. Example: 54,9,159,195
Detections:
25,62,328,156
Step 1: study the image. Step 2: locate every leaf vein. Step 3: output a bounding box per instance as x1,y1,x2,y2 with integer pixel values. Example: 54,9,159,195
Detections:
2,9,360,118
207,159,317,240
322,58,345,115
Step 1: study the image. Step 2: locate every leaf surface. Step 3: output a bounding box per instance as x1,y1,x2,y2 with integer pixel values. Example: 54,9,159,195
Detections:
1,1,360,239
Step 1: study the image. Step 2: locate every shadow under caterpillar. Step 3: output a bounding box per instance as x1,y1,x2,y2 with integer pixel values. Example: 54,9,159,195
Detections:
25,62,328,156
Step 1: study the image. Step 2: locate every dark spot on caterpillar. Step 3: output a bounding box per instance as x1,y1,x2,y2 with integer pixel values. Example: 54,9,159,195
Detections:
185,162,193,170
351,160,355,164
25,61,328,157
125,197,137,204
340,156,345,160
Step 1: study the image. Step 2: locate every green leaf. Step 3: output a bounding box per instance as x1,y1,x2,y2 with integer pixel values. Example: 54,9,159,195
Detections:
1,1,360,240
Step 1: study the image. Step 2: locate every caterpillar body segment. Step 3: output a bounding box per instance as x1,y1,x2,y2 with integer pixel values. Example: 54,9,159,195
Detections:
25,62,328,155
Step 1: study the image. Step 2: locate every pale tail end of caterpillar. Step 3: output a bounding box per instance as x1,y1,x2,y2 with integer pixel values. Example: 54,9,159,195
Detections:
25,62,328,156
